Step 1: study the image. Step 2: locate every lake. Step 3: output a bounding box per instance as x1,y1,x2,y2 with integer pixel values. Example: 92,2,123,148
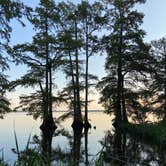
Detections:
0,112,165,165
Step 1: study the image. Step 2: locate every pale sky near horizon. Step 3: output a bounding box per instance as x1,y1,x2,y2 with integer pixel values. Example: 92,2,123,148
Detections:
6,0,166,110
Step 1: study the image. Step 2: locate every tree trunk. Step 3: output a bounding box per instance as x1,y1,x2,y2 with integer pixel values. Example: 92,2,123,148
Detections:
72,20,83,129
115,58,122,124
48,61,55,127
84,16,91,128
40,15,56,131
41,16,49,130
48,61,53,116
122,90,128,123
45,16,49,121
39,81,47,120
69,51,77,116
115,10,123,125
122,75,128,122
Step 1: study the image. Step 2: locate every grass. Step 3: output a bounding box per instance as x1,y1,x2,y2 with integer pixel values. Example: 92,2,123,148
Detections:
122,121,166,148
13,129,52,166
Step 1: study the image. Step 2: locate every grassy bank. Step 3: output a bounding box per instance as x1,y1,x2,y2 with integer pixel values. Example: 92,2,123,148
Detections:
122,121,166,148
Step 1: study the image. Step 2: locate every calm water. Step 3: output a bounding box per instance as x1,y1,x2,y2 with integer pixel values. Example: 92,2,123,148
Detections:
0,112,165,165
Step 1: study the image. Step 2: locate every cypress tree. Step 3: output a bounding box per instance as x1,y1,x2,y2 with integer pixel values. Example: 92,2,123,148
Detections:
12,0,62,131
99,0,151,124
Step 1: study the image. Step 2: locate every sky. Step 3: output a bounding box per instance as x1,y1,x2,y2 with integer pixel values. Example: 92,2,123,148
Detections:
6,0,166,110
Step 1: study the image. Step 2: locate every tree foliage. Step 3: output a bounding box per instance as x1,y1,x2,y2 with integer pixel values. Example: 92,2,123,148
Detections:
0,0,29,117
11,0,62,124
98,0,152,123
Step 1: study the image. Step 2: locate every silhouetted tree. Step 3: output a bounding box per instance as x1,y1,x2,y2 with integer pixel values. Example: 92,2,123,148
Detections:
77,1,105,128
98,0,151,124
54,2,84,129
56,1,106,129
11,0,62,130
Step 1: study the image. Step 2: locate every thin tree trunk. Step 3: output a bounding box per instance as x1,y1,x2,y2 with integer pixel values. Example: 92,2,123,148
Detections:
84,16,90,126
40,23,49,130
122,75,128,122
39,81,47,119
69,50,77,115
115,9,123,125
45,16,49,121
73,20,83,125
116,58,122,124
122,90,128,122
48,61,53,120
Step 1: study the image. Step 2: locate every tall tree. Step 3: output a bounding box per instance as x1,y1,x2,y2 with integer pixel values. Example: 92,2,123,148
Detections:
98,0,151,124
55,2,84,129
12,0,62,130
77,1,105,127
57,1,105,128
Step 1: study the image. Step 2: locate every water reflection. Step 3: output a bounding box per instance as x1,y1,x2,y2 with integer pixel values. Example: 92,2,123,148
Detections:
100,128,127,165
100,127,166,166
85,128,89,166
12,125,166,165
72,128,83,165
29,127,85,165
3,112,166,165
40,129,54,163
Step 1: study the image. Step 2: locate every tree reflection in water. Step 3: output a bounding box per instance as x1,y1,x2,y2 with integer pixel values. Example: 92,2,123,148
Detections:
31,127,84,165
100,128,127,166
100,127,166,165
41,129,54,162
72,128,83,165
12,126,166,165
84,128,89,166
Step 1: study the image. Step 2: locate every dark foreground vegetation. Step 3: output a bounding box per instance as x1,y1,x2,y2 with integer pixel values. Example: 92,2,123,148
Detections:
121,121,166,148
